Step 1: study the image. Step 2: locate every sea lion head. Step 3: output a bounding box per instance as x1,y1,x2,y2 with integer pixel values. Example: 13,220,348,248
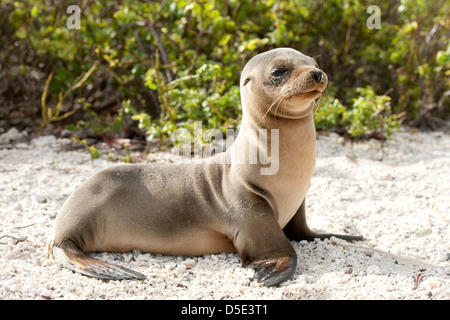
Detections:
240,48,328,120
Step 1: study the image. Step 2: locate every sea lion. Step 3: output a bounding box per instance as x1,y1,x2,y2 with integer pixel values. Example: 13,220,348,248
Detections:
48,48,363,287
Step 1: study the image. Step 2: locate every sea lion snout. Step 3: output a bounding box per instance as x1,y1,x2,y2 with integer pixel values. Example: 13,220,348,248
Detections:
306,68,327,88
313,71,323,83
283,68,327,99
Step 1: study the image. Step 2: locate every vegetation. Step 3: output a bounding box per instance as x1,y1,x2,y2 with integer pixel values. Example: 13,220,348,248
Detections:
1,0,449,148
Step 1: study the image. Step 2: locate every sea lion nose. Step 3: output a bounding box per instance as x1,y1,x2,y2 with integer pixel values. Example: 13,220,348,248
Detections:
313,71,323,83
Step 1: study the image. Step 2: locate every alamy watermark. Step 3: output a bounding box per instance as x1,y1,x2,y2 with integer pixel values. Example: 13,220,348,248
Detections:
171,122,279,176
366,5,381,29
66,5,81,29
64,4,381,31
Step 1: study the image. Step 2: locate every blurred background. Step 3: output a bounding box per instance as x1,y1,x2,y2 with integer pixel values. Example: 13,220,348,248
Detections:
0,0,449,150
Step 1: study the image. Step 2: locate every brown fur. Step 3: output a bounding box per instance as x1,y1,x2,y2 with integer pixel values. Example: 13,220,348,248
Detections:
48,48,362,286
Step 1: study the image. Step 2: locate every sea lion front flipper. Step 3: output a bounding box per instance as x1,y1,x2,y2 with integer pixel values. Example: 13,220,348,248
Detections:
232,216,297,287
249,256,297,287
50,239,146,280
283,199,364,242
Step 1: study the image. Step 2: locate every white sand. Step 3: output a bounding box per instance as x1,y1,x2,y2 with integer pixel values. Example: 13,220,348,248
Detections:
0,127,448,300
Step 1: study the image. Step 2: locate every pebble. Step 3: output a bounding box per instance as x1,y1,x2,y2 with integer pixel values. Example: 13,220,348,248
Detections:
182,258,196,268
367,265,382,275
175,264,187,275
0,127,27,145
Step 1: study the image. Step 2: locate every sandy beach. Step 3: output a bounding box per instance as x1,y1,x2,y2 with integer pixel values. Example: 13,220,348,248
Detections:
0,127,448,300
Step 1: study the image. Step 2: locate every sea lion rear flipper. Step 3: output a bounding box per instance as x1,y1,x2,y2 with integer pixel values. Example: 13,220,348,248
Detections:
283,199,364,242
232,216,297,287
50,239,145,280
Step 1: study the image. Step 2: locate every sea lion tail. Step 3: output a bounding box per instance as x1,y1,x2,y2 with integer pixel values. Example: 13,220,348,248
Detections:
48,239,146,280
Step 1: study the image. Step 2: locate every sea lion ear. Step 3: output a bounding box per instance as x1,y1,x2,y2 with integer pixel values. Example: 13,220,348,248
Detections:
243,77,251,86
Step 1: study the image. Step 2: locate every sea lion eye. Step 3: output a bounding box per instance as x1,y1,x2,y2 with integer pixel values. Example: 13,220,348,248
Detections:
271,67,288,85
272,67,288,78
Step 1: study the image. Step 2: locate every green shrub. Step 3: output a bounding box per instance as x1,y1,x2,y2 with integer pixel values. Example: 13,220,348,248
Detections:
1,0,448,145
314,95,347,133
316,87,399,139
343,87,400,138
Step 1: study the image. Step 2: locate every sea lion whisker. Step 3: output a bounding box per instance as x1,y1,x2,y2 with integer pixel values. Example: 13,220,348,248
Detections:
313,87,328,115
259,95,284,123
273,95,286,120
